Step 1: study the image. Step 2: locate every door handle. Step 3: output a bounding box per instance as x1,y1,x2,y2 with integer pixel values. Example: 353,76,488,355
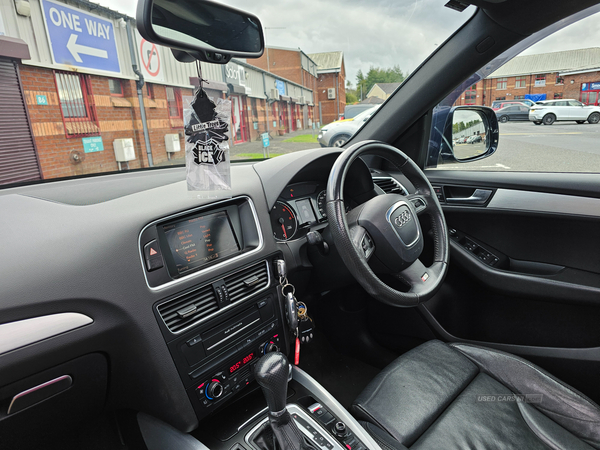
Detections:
446,189,493,205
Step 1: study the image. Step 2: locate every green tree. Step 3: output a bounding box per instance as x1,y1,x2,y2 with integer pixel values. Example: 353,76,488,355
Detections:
346,91,358,104
356,66,406,97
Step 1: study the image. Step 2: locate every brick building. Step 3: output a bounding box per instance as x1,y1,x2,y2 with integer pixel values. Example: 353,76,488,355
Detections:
0,0,316,184
455,48,600,107
245,46,321,131
308,52,346,125
246,46,318,91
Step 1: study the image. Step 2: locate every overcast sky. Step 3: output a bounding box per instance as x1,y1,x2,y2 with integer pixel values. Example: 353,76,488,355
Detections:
99,0,600,86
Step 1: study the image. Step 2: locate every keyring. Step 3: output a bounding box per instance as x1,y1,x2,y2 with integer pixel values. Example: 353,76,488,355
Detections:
281,283,295,296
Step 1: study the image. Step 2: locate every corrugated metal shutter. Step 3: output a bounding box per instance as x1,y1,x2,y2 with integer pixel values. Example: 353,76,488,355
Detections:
0,58,41,185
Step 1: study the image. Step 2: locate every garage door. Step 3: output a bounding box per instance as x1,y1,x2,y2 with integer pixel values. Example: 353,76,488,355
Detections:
0,58,41,185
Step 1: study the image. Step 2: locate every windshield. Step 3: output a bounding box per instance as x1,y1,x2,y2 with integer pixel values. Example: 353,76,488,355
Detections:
353,106,379,122
0,0,474,187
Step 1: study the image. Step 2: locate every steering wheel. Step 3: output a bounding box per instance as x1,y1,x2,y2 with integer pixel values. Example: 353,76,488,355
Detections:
326,141,449,307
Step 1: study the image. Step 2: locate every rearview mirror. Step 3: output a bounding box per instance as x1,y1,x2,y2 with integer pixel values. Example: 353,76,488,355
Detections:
440,106,499,163
137,0,264,64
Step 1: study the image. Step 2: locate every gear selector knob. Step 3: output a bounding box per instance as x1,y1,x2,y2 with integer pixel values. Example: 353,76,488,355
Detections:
254,352,290,414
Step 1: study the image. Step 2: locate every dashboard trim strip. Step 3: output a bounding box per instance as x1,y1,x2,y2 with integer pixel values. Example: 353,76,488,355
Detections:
487,189,600,217
0,313,93,356
138,196,265,291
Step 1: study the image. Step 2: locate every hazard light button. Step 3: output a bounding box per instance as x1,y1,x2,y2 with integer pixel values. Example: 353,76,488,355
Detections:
144,240,163,272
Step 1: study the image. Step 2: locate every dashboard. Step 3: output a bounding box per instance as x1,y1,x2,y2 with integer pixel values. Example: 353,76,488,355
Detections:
0,146,414,443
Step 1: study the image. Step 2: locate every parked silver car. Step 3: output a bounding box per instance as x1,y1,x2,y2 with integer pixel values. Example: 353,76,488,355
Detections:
318,106,380,147
529,99,600,125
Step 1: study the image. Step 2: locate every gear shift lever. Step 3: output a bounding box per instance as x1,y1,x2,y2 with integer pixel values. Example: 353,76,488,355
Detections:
254,352,317,450
254,351,290,415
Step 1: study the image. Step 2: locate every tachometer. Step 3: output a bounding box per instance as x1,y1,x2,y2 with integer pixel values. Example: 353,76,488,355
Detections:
317,190,327,219
271,201,298,241
317,190,350,219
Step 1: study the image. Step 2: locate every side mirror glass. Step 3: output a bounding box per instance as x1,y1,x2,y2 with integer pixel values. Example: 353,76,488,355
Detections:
440,106,499,163
137,0,264,64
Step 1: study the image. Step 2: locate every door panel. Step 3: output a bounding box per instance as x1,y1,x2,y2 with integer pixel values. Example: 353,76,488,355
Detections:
421,169,600,403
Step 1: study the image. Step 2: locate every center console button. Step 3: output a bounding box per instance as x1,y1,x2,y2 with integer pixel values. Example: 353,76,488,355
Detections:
334,421,347,437
319,412,334,425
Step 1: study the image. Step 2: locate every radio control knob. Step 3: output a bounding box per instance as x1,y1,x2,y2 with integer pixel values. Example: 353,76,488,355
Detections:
206,381,224,400
263,342,279,354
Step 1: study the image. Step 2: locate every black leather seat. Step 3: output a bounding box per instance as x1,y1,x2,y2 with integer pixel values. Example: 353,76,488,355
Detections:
351,340,600,449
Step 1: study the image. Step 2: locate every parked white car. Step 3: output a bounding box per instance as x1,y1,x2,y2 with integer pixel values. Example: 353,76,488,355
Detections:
529,99,600,125
318,106,381,147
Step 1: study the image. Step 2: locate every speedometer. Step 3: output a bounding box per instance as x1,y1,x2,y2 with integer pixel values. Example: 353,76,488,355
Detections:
271,201,298,241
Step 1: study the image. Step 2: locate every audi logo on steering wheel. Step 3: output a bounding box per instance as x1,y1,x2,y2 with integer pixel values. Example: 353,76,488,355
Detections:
394,210,412,228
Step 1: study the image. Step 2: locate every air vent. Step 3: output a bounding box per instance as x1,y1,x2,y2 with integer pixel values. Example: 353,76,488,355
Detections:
224,261,269,304
158,284,219,333
373,177,409,195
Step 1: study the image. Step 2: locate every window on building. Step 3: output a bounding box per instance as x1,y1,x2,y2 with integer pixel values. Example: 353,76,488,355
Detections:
146,83,154,99
514,95,525,100
464,84,477,105
515,76,527,88
555,76,565,85
495,96,506,101
554,92,563,99
534,74,546,87
108,79,123,96
54,71,99,137
166,87,182,118
496,78,507,90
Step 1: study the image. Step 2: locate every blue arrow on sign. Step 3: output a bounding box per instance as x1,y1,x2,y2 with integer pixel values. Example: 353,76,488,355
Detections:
41,0,120,74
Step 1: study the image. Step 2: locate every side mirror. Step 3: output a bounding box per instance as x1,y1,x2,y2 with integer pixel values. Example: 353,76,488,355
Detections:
136,0,264,64
439,106,499,163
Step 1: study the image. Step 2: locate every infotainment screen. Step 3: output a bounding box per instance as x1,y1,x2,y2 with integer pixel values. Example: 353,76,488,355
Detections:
163,211,240,276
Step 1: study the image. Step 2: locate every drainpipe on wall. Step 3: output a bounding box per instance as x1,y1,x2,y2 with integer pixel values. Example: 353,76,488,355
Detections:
262,73,270,158
126,20,153,167
262,73,270,135
335,73,339,119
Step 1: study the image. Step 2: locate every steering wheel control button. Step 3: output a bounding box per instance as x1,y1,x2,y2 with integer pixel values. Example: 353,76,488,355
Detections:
360,233,375,258
143,240,164,272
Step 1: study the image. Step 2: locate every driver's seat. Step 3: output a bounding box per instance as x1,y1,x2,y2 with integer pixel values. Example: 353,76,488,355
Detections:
351,340,600,449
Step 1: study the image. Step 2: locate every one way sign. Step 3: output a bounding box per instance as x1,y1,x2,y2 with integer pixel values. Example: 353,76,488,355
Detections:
41,0,121,74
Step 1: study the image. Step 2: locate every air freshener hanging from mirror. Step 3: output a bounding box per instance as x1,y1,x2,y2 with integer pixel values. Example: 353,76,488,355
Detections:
184,89,232,191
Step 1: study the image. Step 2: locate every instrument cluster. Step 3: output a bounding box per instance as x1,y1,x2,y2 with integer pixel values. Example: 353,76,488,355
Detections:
270,182,330,241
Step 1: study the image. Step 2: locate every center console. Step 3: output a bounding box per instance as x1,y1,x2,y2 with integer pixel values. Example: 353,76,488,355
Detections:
138,198,381,450
153,256,287,422
192,366,382,450
140,198,290,422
